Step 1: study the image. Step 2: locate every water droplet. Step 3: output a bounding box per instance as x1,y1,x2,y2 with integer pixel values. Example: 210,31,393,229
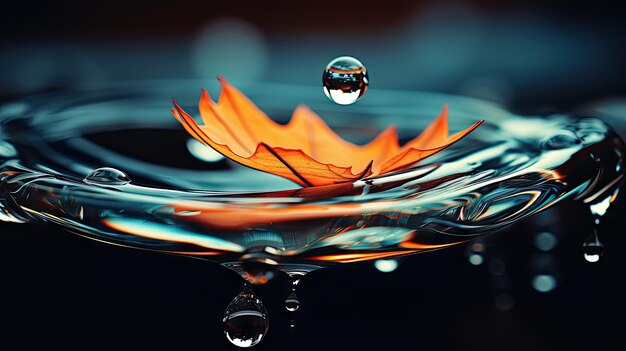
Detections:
223,285,269,348
291,278,300,290
582,230,604,263
322,56,368,105
289,320,296,328
284,292,300,312
84,167,131,185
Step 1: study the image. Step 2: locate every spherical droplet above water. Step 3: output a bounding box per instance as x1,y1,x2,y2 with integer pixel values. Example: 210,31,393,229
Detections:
284,292,300,312
322,56,368,105
84,167,131,185
223,286,269,348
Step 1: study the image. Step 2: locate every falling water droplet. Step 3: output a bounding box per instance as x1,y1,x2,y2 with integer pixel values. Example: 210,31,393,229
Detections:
284,292,300,312
290,278,301,292
84,167,131,185
582,230,604,263
223,285,269,348
322,56,368,105
289,320,296,328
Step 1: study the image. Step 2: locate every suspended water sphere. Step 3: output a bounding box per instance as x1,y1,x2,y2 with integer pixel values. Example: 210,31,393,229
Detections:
322,56,368,105
223,286,269,348
284,292,300,312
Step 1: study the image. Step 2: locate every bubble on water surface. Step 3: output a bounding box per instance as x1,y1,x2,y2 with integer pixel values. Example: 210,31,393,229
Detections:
83,167,131,186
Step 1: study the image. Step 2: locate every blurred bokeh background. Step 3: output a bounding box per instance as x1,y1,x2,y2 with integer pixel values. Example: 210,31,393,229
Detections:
2,0,626,112
2,1,625,350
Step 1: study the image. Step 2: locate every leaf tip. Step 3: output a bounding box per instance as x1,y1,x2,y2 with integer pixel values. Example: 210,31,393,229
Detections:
216,75,230,87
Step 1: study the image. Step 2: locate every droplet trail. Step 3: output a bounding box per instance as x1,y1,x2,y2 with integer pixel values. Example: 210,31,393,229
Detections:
84,167,131,185
223,285,269,348
322,56,368,105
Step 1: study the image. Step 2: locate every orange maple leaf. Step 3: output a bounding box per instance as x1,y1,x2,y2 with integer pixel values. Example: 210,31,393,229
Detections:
172,77,483,187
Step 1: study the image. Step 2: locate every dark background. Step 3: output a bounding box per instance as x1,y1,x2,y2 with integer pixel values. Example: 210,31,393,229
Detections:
2,1,626,350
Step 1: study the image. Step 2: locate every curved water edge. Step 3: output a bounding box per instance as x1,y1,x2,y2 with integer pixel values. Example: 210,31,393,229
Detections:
0,81,624,279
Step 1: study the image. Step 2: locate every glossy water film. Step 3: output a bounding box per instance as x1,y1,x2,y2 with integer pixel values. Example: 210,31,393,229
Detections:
0,82,624,275
0,81,624,349
0,84,624,274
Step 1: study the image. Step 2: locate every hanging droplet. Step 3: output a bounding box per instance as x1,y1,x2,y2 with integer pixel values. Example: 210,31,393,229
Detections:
284,292,300,312
582,230,604,263
322,56,368,105
223,285,269,348
84,167,131,185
